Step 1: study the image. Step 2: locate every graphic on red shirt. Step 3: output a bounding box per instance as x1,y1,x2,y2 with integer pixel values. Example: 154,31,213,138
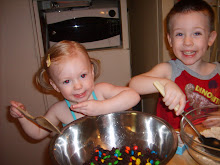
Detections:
185,83,216,108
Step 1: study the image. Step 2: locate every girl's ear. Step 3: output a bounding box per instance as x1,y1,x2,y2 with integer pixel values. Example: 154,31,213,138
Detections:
208,31,217,46
91,64,95,78
49,79,60,92
167,34,172,47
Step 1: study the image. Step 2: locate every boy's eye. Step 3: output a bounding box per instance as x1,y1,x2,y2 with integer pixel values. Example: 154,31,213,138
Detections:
63,80,70,84
81,74,86,78
194,32,201,36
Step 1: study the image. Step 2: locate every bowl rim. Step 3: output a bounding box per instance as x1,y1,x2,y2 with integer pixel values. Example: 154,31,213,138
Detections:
49,110,178,165
180,105,220,153
61,110,177,133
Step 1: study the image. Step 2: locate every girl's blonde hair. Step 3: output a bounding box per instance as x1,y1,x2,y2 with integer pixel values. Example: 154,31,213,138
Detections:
36,40,101,90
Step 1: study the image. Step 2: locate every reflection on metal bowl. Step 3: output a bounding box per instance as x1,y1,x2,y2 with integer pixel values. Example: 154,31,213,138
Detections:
50,111,178,165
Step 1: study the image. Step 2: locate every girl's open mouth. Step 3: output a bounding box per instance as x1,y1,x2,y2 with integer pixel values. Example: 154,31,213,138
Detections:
74,91,86,98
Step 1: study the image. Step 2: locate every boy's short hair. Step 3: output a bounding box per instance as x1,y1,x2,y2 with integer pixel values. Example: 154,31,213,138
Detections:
166,0,215,34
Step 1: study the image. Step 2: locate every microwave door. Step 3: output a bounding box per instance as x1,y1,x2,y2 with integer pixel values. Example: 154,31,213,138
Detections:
48,17,121,43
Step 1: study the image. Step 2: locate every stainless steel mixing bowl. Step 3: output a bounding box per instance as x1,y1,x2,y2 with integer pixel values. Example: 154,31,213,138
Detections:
180,105,220,165
49,111,178,165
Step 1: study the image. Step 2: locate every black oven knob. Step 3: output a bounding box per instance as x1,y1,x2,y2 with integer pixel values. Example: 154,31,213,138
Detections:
109,10,116,17
52,31,56,35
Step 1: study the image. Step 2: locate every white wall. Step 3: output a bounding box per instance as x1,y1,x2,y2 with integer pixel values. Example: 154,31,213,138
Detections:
0,0,53,164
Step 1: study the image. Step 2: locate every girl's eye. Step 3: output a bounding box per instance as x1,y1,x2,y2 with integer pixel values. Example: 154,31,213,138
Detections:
63,80,70,84
81,74,86,78
176,33,183,37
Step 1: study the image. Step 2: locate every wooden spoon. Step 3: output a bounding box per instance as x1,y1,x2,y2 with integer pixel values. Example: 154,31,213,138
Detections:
153,81,220,149
16,106,61,134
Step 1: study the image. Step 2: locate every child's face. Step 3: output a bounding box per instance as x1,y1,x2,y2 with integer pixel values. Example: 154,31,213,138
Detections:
167,11,216,66
49,53,95,103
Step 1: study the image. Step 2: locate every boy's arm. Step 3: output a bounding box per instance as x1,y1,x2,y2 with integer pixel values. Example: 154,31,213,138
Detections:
129,62,172,94
129,62,186,115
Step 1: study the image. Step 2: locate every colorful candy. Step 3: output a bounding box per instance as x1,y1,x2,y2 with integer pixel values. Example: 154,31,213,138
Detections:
83,145,162,165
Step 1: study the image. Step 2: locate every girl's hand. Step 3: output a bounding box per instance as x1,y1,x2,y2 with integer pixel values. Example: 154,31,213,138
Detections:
163,81,186,116
10,100,25,118
70,100,104,116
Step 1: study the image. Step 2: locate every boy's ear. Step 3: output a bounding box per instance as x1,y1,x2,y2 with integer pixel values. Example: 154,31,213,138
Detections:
167,34,172,47
49,79,60,92
208,31,217,46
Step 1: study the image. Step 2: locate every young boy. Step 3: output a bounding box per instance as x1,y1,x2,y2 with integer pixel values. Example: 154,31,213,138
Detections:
129,0,220,129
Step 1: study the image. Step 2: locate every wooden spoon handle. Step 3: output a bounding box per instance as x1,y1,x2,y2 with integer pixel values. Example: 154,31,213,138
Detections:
15,106,35,120
153,81,179,111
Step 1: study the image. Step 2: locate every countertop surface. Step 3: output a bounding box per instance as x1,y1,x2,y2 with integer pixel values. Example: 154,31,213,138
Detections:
168,150,199,165
168,129,199,165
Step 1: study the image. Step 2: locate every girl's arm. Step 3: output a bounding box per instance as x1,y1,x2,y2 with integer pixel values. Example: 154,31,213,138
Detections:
129,62,186,115
71,84,140,115
10,101,54,140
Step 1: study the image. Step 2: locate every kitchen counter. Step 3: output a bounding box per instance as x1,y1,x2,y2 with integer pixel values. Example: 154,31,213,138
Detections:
168,149,199,165
167,129,199,165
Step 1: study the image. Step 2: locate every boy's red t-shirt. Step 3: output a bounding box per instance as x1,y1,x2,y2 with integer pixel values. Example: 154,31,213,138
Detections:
156,60,220,129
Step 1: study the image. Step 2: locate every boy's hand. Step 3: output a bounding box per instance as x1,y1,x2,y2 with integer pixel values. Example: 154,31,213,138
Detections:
163,82,186,116
202,110,220,128
10,101,25,118
70,100,104,116
202,117,220,128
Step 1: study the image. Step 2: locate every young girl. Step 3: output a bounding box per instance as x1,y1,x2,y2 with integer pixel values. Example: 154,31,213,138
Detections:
129,0,220,129
10,40,140,139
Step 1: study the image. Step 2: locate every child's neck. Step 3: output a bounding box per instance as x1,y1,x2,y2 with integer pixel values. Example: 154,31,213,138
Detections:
186,60,215,76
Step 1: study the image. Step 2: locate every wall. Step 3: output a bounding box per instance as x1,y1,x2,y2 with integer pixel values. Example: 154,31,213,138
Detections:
0,0,54,164
89,48,131,86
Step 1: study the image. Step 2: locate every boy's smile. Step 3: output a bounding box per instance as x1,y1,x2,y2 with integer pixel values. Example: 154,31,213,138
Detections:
182,50,196,57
